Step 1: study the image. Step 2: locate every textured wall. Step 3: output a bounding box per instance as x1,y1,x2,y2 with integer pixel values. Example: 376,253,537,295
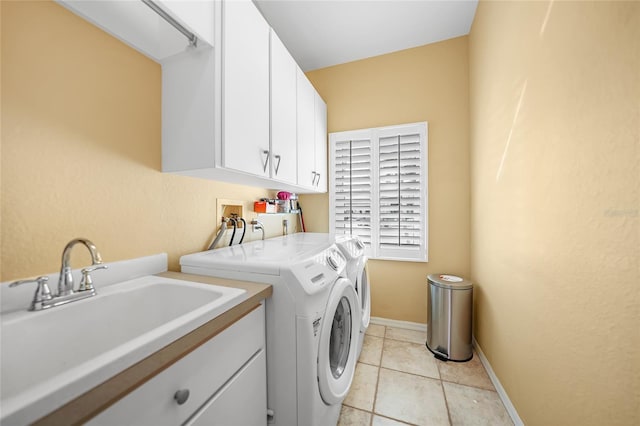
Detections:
301,37,471,324
469,1,639,424
0,1,288,281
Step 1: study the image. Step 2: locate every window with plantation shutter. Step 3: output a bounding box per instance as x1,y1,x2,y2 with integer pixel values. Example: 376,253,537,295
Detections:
330,122,428,262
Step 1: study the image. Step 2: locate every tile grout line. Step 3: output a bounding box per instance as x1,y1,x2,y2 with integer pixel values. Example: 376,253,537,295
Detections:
368,329,384,426
375,413,419,426
439,373,454,426
438,377,499,393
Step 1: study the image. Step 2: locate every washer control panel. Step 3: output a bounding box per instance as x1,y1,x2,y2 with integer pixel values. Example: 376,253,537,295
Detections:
337,236,366,260
290,246,348,295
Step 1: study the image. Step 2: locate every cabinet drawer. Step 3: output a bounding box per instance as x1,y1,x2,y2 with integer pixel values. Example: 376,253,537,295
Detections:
88,305,265,426
186,350,266,426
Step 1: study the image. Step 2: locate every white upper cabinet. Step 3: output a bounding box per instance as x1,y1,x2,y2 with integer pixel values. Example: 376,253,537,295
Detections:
270,30,298,185
66,0,328,193
297,69,328,192
56,0,214,62
314,92,328,192
297,69,316,189
221,0,271,177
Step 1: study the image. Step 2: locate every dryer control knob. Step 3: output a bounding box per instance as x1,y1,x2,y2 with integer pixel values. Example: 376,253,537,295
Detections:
327,253,339,270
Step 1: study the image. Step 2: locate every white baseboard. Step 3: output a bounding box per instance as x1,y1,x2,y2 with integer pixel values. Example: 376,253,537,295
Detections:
370,317,523,425
370,316,427,332
473,338,524,426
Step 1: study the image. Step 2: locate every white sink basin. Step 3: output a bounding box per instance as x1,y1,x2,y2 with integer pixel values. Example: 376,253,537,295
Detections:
0,275,246,425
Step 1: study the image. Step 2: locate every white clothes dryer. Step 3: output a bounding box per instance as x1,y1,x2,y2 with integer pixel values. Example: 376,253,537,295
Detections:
334,236,371,358
180,234,360,426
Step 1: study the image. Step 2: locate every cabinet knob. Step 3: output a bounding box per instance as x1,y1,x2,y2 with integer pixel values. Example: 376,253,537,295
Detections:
174,389,190,405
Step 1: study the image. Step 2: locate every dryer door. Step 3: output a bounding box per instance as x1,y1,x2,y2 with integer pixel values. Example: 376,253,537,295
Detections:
356,259,371,331
317,278,360,405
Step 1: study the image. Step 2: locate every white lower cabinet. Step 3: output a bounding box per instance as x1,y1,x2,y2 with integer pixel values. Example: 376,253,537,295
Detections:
87,305,266,426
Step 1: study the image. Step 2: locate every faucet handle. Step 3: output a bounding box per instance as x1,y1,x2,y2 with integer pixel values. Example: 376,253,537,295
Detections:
78,265,108,292
10,276,53,311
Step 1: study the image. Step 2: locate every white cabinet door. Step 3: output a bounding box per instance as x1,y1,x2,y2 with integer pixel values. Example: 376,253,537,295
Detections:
296,69,316,189
296,69,328,192
270,30,297,185
314,92,328,192
222,0,270,177
186,351,267,426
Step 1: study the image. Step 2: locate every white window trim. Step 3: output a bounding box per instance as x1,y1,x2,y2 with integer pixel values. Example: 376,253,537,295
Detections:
329,122,428,262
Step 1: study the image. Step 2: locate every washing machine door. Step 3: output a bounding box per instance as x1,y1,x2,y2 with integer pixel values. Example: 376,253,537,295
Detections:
356,259,371,331
317,278,360,405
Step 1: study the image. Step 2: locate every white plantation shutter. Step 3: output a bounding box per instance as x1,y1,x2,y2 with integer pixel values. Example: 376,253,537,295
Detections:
330,122,428,262
376,124,427,260
330,131,373,251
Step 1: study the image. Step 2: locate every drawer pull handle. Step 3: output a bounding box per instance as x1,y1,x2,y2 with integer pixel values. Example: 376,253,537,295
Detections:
174,389,190,405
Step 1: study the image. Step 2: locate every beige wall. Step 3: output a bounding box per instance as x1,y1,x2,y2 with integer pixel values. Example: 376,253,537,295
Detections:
469,1,639,425
301,37,471,324
0,1,293,281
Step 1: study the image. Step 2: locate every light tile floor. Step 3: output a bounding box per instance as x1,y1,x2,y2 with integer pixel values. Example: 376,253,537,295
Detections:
338,324,513,426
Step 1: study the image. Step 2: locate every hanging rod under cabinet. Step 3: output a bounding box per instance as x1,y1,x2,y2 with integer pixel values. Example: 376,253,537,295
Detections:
141,0,198,48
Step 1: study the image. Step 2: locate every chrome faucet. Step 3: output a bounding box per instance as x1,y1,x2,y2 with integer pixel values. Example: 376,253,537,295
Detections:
10,238,107,311
58,238,104,296
251,219,265,240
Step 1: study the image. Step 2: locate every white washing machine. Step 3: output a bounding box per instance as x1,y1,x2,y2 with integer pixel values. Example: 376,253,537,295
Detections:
180,234,360,426
334,235,371,358
285,234,371,358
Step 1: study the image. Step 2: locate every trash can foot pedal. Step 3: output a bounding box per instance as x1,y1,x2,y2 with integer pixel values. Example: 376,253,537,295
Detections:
426,343,449,362
434,353,449,362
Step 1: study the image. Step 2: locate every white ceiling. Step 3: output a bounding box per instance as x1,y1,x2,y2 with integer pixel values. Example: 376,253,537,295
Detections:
254,0,478,71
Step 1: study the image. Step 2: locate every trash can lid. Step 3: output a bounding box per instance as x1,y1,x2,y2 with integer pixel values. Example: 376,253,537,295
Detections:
427,274,473,290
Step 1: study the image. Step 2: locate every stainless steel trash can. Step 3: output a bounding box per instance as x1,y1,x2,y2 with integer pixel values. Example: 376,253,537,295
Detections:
426,274,473,362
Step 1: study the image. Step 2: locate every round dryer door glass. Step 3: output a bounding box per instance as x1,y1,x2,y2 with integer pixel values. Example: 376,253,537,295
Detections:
317,278,360,405
329,297,353,379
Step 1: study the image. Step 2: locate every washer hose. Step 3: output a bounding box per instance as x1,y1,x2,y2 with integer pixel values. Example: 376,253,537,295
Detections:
208,218,228,250
238,218,247,244
228,217,237,246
